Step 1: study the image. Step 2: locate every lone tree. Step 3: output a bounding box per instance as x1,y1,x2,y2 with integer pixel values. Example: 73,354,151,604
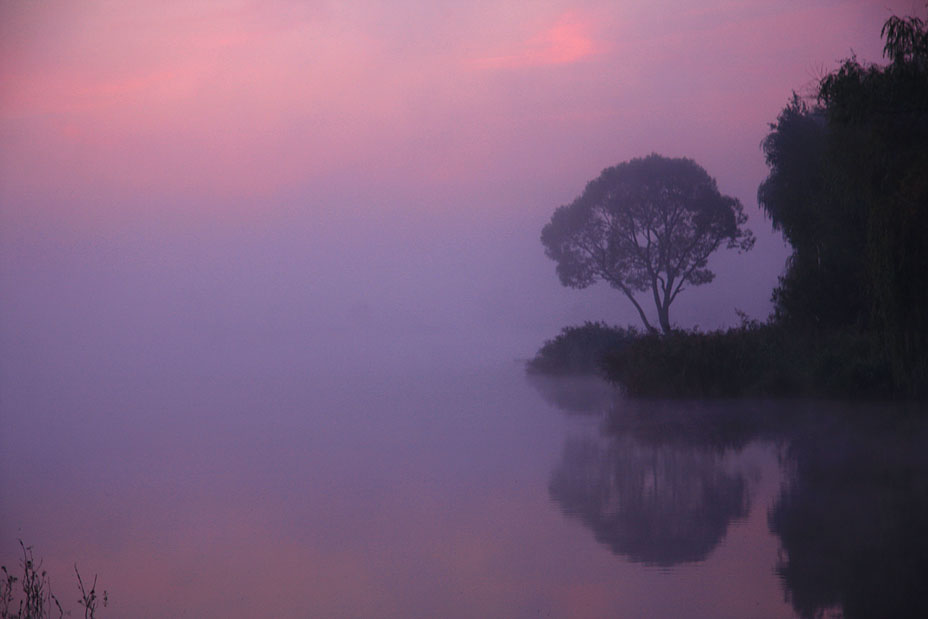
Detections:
542,154,754,333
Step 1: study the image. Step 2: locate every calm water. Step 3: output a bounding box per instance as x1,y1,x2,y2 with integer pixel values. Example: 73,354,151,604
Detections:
2,356,927,617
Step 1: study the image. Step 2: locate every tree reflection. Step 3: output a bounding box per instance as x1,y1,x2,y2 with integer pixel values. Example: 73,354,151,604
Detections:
530,376,757,566
533,375,928,613
769,409,928,619
526,373,617,415
549,436,750,566
603,398,776,452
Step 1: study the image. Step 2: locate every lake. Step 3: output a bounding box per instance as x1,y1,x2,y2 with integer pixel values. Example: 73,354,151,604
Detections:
2,354,927,618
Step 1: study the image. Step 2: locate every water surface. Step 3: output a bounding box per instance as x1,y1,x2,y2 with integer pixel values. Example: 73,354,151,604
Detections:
2,355,927,617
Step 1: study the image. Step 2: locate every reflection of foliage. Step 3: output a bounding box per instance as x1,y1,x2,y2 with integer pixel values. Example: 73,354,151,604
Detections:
539,379,762,567
549,437,749,566
525,373,617,415
603,399,776,452
539,372,928,613
769,411,928,619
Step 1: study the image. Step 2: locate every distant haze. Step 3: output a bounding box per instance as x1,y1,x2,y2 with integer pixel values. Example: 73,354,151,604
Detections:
0,0,916,368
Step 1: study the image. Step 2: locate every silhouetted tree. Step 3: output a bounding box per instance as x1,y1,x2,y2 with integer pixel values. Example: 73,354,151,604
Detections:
542,154,754,334
823,13,928,393
759,11,928,393
757,97,867,329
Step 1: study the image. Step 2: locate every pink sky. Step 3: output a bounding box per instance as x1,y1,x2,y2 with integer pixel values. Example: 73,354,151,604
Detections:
1,1,914,214
0,0,921,332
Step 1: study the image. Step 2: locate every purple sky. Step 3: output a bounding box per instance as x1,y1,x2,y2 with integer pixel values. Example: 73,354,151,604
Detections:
0,0,921,361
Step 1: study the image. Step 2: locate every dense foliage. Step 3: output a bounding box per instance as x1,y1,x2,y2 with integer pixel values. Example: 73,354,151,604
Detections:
758,97,866,330
532,12,927,399
601,324,892,399
526,322,639,375
759,14,928,394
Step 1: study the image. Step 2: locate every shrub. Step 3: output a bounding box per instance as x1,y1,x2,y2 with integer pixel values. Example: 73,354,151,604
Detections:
527,322,640,376
601,324,895,399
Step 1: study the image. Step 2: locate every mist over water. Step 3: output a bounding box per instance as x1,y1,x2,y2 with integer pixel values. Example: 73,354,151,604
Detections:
0,188,780,383
3,210,928,617
2,1,924,616
7,299,925,618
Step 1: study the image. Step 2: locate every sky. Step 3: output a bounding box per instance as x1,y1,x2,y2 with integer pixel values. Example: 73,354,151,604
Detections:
0,0,922,366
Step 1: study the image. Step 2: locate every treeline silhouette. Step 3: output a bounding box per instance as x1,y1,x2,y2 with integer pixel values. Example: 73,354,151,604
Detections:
530,12,928,398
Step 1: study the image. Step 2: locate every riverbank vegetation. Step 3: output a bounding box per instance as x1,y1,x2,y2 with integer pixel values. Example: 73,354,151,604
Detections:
1,541,105,619
531,12,928,399
602,322,893,399
526,322,639,375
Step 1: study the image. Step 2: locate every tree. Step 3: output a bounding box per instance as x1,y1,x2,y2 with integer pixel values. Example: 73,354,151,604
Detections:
758,11,928,392
541,154,754,334
758,96,869,330
821,13,928,393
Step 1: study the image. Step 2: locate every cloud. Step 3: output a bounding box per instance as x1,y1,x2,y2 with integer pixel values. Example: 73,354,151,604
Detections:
469,12,600,70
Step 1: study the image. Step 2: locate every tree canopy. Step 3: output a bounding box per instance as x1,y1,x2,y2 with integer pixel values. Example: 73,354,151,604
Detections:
542,154,754,334
758,11,928,392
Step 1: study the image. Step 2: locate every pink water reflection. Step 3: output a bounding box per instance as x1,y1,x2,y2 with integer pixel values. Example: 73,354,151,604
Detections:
1,363,793,618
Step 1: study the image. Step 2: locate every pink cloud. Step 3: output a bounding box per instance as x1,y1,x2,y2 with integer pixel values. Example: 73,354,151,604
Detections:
0,0,913,231
469,13,601,70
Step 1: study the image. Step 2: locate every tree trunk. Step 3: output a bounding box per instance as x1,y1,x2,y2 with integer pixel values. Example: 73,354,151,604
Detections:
617,284,659,334
657,303,672,334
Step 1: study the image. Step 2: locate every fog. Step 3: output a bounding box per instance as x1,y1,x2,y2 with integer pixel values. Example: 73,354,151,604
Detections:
2,1,912,372
1,1,922,616
0,187,774,383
